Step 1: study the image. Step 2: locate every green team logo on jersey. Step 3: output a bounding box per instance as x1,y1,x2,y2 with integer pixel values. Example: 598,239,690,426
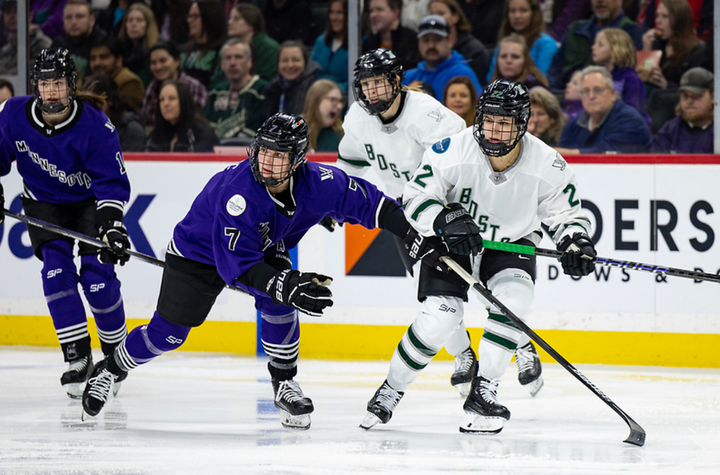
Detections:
363,144,413,181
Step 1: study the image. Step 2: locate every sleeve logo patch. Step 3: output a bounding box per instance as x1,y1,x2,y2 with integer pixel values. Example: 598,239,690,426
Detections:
552,154,567,171
226,194,247,216
432,137,451,154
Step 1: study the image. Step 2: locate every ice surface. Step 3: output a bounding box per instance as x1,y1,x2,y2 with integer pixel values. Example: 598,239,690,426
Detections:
1,347,719,474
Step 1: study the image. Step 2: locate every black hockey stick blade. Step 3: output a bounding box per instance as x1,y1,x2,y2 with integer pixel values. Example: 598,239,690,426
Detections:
4,209,252,296
440,255,647,446
482,239,720,284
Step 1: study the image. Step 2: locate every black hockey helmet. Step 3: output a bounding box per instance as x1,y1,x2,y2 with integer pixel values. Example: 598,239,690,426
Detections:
249,113,309,188
32,47,77,114
352,48,404,116
473,79,531,157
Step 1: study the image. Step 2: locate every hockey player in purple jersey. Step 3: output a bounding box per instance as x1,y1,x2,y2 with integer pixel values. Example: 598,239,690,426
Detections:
82,112,413,429
0,48,132,398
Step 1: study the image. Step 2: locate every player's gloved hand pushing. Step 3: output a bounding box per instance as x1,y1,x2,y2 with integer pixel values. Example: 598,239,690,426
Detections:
403,229,449,273
557,232,596,276
433,203,484,255
269,269,334,316
318,215,343,232
96,219,131,265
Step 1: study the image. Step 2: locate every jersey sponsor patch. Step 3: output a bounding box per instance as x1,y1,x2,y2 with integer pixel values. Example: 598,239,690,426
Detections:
226,194,247,216
432,137,451,154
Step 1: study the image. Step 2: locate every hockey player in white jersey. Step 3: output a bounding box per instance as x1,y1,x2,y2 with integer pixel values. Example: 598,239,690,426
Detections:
360,79,596,434
336,48,477,396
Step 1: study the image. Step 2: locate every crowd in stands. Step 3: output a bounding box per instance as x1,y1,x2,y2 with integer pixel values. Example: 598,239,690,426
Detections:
0,0,714,154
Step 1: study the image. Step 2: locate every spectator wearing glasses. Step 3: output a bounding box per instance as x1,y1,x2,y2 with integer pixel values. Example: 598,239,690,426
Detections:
402,15,481,103
300,79,344,153
555,65,651,154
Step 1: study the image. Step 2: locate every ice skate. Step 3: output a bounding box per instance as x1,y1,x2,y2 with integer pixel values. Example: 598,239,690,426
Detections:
515,342,543,396
451,346,478,398
112,371,127,397
81,358,121,420
360,380,404,430
272,379,314,430
60,354,93,399
460,376,510,434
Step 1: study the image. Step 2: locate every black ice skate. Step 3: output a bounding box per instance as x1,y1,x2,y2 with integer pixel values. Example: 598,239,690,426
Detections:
451,346,478,398
60,354,93,399
460,376,510,434
515,342,543,396
360,380,404,430
81,358,123,420
272,379,314,430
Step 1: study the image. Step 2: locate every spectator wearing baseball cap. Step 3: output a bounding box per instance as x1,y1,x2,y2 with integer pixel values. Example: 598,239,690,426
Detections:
652,67,714,154
402,15,481,103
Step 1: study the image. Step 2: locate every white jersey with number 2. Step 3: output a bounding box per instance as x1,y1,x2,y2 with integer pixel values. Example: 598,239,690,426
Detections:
403,127,592,245
337,90,467,199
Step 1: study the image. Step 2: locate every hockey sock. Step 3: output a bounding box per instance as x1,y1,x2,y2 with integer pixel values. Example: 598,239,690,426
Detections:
477,269,534,378
114,311,191,372
444,327,472,356
60,335,92,363
260,311,299,381
388,295,464,390
40,241,89,356
79,255,127,356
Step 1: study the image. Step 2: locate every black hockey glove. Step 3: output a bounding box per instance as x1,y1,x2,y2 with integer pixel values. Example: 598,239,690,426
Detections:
557,232,596,276
433,203,484,255
318,216,342,232
0,181,4,225
97,220,131,266
403,229,449,273
268,269,334,317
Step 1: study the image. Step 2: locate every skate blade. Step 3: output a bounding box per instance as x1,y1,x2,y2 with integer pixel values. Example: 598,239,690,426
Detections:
454,382,471,398
459,412,505,434
359,412,382,430
279,410,311,430
64,382,83,399
112,381,122,397
81,408,97,422
522,376,544,397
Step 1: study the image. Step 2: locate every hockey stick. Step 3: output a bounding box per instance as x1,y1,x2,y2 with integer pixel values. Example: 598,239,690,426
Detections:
4,209,165,268
439,255,646,446
3,209,255,296
482,240,720,284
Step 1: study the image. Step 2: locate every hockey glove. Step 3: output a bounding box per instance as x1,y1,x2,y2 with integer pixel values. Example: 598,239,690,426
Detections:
268,269,334,317
97,220,131,266
557,232,596,276
0,182,4,225
433,203,484,255
318,216,342,232
403,229,449,273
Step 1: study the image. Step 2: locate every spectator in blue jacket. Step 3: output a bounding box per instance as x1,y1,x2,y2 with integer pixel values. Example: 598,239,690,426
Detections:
310,0,349,92
555,66,652,154
402,15,481,103
652,67,714,154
